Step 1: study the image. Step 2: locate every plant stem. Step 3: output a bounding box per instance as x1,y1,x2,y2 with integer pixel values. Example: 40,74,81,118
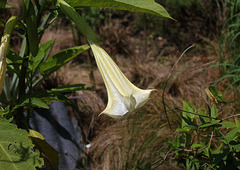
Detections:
15,57,28,129
143,14,147,58
162,45,195,130
88,50,96,90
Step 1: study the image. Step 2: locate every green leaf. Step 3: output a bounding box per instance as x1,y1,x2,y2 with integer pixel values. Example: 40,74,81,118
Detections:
205,88,218,105
38,45,89,76
0,118,44,169
197,108,208,124
198,120,221,129
28,39,55,71
7,50,23,62
13,98,49,110
235,118,240,127
0,0,12,8
183,101,195,118
220,121,236,129
18,91,73,106
211,104,218,119
29,130,59,170
51,84,92,93
6,50,22,76
225,127,240,143
3,16,18,36
58,0,99,43
0,0,6,8
0,19,5,27
190,143,203,148
0,106,10,117
65,0,173,19
208,86,227,103
181,116,198,128
25,1,39,56
181,101,196,128
22,0,30,19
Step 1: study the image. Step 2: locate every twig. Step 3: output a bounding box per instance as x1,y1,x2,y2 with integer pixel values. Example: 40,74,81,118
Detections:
87,50,96,90
221,114,240,121
151,149,173,169
177,60,216,73
173,108,218,120
202,163,216,170
163,149,172,161
197,131,214,151
162,45,195,130
143,13,148,58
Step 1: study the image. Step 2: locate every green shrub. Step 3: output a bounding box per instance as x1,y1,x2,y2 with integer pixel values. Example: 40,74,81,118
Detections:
167,87,240,169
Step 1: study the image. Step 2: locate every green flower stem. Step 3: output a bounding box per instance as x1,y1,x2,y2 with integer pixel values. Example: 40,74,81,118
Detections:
87,50,96,89
58,0,99,44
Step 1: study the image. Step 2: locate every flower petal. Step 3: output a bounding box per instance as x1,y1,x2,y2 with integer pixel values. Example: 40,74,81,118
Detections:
0,36,8,94
90,43,153,118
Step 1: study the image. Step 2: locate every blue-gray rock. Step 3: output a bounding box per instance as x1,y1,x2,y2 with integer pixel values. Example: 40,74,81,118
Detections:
29,101,83,170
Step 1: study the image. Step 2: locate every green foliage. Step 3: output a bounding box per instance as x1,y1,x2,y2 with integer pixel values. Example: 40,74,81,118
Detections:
0,0,7,8
50,84,92,93
23,0,39,56
64,0,173,19
29,130,59,170
81,7,105,29
14,98,50,110
0,0,12,8
216,0,240,92
0,118,43,169
208,86,227,104
135,0,206,42
161,0,203,9
58,0,100,43
0,0,172,169
28,39,55,73
38,45,90,76
168,89,240,169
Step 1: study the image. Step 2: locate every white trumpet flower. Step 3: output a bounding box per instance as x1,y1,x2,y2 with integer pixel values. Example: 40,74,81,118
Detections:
0,16,17,94
0,35,8,94
90,43,153,118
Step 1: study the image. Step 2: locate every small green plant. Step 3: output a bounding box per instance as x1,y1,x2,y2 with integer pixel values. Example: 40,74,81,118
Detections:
213,0,240,92
166,86,240,169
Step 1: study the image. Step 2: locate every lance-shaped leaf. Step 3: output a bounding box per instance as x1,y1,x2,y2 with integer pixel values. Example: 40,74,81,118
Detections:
90,43,153,118
23,0,39,56
38,45,89,76
58,0,99,43
65,0,173,19
0,16,17,94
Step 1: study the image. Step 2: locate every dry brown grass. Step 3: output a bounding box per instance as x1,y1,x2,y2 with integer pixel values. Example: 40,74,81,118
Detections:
40,19,76,56
81,52,221,169
52,42,222,169
37,13,239,170
87,91,179,170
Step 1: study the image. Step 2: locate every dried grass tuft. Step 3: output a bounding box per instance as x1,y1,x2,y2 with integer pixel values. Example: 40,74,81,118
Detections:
86,91,181,170
37,17,233,169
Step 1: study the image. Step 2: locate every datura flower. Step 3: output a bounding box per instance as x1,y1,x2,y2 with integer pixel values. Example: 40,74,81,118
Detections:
0,35,8,94
90,43,153,118
0,16,17,94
